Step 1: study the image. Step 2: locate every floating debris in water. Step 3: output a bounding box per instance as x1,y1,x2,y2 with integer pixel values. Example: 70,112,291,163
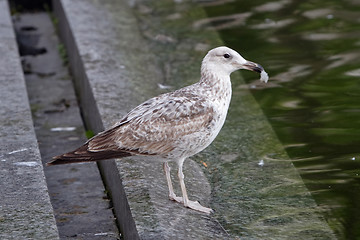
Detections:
8,148,28,155
14,161,39,167
258,159,264,166
67,136,80,141
200,160,208,168
94,232,110,236
51,127,76,132
157,83,172,89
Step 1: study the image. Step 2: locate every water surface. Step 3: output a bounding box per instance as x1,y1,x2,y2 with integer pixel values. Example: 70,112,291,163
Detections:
203,0,360,238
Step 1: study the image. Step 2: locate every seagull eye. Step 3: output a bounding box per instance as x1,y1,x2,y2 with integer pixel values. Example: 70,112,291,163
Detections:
223,53,231,59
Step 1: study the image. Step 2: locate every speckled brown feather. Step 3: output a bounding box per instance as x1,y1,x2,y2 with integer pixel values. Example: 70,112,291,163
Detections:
48,142,132,165
48,46,268,214
48,90,215,165
48,46,267,167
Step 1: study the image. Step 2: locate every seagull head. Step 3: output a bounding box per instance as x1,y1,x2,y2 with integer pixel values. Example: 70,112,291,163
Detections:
202,46,266,79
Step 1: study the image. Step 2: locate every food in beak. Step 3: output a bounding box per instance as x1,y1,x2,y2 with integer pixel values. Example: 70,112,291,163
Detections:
243,61,269,83
260,70,269,83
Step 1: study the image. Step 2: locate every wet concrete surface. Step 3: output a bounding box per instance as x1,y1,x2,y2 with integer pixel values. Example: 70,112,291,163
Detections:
54,0,337,239
13,12,119,239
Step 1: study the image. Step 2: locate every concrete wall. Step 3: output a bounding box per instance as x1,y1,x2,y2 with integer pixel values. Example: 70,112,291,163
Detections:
0,0,59,239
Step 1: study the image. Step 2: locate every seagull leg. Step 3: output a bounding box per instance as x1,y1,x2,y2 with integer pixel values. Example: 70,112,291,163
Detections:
163,162,182,203
177,159,213,214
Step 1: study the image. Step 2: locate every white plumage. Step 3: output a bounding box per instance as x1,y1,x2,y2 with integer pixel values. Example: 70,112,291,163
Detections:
49,46,268,213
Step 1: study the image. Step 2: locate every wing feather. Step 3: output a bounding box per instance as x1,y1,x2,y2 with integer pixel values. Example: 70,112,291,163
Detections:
50,86,216,165
89,89,215,156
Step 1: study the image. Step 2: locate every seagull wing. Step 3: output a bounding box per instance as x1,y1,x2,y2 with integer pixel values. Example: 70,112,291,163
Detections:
89,90,214,156
49,88,214,165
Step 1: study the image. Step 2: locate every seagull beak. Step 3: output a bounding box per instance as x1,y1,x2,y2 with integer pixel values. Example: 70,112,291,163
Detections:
242,61,264,73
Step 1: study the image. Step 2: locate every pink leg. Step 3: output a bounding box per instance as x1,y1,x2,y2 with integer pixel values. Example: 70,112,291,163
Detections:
177,159,213,214
163,162,182,202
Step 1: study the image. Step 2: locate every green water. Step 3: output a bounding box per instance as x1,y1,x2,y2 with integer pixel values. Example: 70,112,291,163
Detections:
204,0,360,239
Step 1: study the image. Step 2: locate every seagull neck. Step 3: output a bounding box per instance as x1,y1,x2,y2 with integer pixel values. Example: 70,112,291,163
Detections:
199,66,232,101
200,65,231,88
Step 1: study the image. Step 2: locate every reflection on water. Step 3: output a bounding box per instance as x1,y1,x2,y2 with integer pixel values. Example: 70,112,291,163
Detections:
203,0,360,239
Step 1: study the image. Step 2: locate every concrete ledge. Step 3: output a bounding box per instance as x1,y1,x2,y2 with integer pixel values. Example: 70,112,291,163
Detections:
52,0,140,239
54,0,336,239
0,1,59,239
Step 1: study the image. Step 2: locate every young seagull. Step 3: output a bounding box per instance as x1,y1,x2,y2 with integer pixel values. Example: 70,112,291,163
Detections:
48,46,268,214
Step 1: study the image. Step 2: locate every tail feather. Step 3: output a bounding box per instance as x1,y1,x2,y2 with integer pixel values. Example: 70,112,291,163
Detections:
47,143,132,166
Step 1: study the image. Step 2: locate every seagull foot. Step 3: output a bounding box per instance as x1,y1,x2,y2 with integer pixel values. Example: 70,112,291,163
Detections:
169,194,183,203
184,201,214,214
185,200,213,214
169,194,213,214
